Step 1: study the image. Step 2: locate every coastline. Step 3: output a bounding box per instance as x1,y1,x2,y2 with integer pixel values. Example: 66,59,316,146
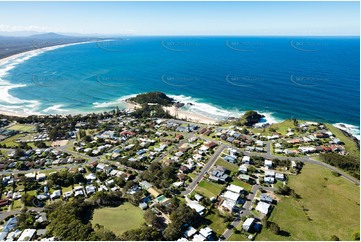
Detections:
0,40,97,67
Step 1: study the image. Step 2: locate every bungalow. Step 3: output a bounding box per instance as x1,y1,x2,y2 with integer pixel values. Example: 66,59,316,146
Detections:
192,234,206,241
63,191,73,199
86,185,96,195
221,191,240,211
187,201,205,215
183,226,197,239
242,156,251,164
264,159,273,168
255,201,271,214
50,190,61,200
18,229,36,241
264,170,275,177
139,181,153,190
139,202,148,210
226,137,235,142
85,173,97,181
255,140,264,147
194,194,203,202
175,151,184,157
242,218,255,232
238,174,250,182
36,173,47,181
238,164,248,174
226,184,244,194
25,173,36,180
260,194,273,203
199,227,213,240
204,141,217,149
275,173,285,180
223,155,237,163
264,176,275,184
209,166,228,183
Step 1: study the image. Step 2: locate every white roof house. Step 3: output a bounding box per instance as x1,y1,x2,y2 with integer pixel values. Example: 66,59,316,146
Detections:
192,234,206,241
239,164,248,173
226,184,244,194
50,190,61,200
199,227,213,238
221,199,237,211
223,191,240,202
264,159,273,167
187,201,205,215
242,218,255,232
275,173,285,180
18,229,36,241
256,201,271,214
183,226,197,238
85,173,97,181
242,156,250,163
264,170,275,177
256,140,264,147
86,185,96,195
264,177,275,184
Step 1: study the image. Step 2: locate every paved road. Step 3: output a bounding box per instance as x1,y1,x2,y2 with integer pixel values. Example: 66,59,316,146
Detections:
0,207,44,221
182,144,227,195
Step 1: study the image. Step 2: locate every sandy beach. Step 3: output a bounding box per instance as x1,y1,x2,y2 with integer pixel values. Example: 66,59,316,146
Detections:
164,106,218,125
121,100,218,125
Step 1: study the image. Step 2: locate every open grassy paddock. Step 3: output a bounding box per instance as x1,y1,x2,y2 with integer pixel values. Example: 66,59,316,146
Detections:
256,163,360,241
91,202,145,236
195,180,224,198
7,124,36,132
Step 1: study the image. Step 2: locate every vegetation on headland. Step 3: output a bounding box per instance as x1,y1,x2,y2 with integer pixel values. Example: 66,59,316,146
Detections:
234,110,264,127
128,92,174,106
319,153,359,178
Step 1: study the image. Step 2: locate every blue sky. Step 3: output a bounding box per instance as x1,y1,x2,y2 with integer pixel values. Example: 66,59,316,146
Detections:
0,1,359,36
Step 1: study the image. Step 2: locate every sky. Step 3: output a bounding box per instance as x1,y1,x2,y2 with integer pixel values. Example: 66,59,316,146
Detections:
0,1,359,36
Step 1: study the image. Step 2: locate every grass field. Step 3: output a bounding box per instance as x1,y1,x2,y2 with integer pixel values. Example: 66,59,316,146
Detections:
0,133,24,147
195,180,224,198
325,124,360,158
205,209,228,235
257,163,360,241
91,202,145,236
7,124,35,132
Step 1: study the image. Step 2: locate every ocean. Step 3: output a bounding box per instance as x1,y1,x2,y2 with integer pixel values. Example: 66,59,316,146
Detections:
0,36,359,138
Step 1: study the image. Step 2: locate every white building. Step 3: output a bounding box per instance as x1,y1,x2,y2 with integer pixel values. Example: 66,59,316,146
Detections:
256,201,271,214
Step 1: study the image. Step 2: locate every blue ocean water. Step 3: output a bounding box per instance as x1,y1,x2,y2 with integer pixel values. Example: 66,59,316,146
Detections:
0,36,359,136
